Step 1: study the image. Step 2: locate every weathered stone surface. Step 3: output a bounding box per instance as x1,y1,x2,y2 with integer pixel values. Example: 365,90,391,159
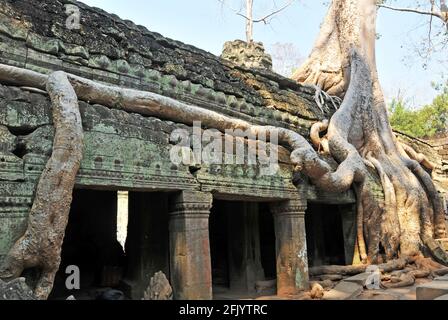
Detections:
169,191,213,300
344,273,371,287
323,281,363,300
416,281,448,300
395,132,448,196
255,279,276,294
143,271,173,300
221,40,273,70
0,0,336,140
435,294,448,300
270,199,309,295
0,0,350,302
0,278,36,300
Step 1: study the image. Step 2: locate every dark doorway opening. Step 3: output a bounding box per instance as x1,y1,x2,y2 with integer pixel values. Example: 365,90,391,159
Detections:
259,203,276,280
209,200,276,299
122,192,170,299
50,189,126,300
305,203,349,267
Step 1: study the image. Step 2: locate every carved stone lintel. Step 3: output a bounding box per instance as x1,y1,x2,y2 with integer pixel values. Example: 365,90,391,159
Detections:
169,191,213,217
270,199,307,216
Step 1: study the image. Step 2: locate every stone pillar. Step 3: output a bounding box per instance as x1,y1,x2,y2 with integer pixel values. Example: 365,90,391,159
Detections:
169,191,213,300
227,202,265,293
270,199,309,296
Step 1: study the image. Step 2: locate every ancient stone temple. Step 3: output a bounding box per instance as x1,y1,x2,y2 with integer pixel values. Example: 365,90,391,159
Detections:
0,0,444,300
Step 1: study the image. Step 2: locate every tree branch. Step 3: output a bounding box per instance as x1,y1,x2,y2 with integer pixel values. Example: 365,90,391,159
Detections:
378,3,447,23
217,0,295,23
253,0,295,23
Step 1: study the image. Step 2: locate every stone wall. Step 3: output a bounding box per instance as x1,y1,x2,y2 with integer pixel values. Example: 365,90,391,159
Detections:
0,0,336,138
396,132,448,194
0,0,359,298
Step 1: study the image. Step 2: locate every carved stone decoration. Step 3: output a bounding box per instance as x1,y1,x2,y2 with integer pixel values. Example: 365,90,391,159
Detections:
221,40,273,70
143,271,173,300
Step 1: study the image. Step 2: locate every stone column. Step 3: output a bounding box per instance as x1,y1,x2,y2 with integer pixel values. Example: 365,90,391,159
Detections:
169,191,213,300
270,199,309,296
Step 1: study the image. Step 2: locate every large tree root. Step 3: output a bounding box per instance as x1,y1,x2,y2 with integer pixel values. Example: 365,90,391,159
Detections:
309,258,410,277
293,0,448,265
0,9,447,295
0,72,84,299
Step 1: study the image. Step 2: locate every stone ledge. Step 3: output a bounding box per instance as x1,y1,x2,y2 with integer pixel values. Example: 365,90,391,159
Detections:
323,281,363,300
416,281,448,300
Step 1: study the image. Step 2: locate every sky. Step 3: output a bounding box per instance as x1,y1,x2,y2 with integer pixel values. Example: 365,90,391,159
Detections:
78,0,447,108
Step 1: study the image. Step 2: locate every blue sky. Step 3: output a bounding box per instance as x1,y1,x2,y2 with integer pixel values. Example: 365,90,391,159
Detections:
79,0,447,108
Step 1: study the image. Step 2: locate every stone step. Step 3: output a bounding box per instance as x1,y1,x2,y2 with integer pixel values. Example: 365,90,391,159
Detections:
323,281,363,300
416,281,448,300
343,273,370,287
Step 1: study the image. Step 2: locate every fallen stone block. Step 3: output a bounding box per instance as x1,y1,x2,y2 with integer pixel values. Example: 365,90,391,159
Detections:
323,281,363,300
416,281,448,300
344,273,371,287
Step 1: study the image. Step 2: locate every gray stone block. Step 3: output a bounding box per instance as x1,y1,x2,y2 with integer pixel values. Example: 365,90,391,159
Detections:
323,281,363,300
416,281,448,300
344,273,371,287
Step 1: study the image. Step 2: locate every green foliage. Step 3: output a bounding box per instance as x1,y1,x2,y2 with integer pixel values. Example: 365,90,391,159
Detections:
389,84,448,139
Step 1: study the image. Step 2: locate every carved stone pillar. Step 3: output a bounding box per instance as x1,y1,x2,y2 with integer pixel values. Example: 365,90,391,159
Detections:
270,199,309,296
169,191,213,300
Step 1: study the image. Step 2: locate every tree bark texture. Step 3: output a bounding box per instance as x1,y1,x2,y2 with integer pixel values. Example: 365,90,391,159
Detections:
0,71,84,299
293,0,447,264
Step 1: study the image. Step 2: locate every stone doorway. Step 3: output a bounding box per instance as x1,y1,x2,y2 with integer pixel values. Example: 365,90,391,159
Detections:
209,200,276,299
49,189,126,300
305,203,356,267
49,190,171,300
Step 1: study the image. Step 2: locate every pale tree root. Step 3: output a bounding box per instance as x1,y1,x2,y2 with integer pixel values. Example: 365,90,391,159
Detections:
0,62,362,191
400,143,435,171
310,120,330,154
310,256,448,289
309,258,411,277
0,63,350,299
0,72,84,300
0,45,446,297
295,0,448,266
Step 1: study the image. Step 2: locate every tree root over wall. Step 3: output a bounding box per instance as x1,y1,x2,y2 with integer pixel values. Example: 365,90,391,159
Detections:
0,24,447,297
292,0,448,267
0,72,84,299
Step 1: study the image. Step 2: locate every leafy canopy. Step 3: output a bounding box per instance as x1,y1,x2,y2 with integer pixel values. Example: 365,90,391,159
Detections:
389,83,448,138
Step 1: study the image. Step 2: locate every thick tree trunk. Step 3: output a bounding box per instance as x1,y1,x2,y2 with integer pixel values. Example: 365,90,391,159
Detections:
0,72,84,299
294,0,447,264
0,0,447,295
